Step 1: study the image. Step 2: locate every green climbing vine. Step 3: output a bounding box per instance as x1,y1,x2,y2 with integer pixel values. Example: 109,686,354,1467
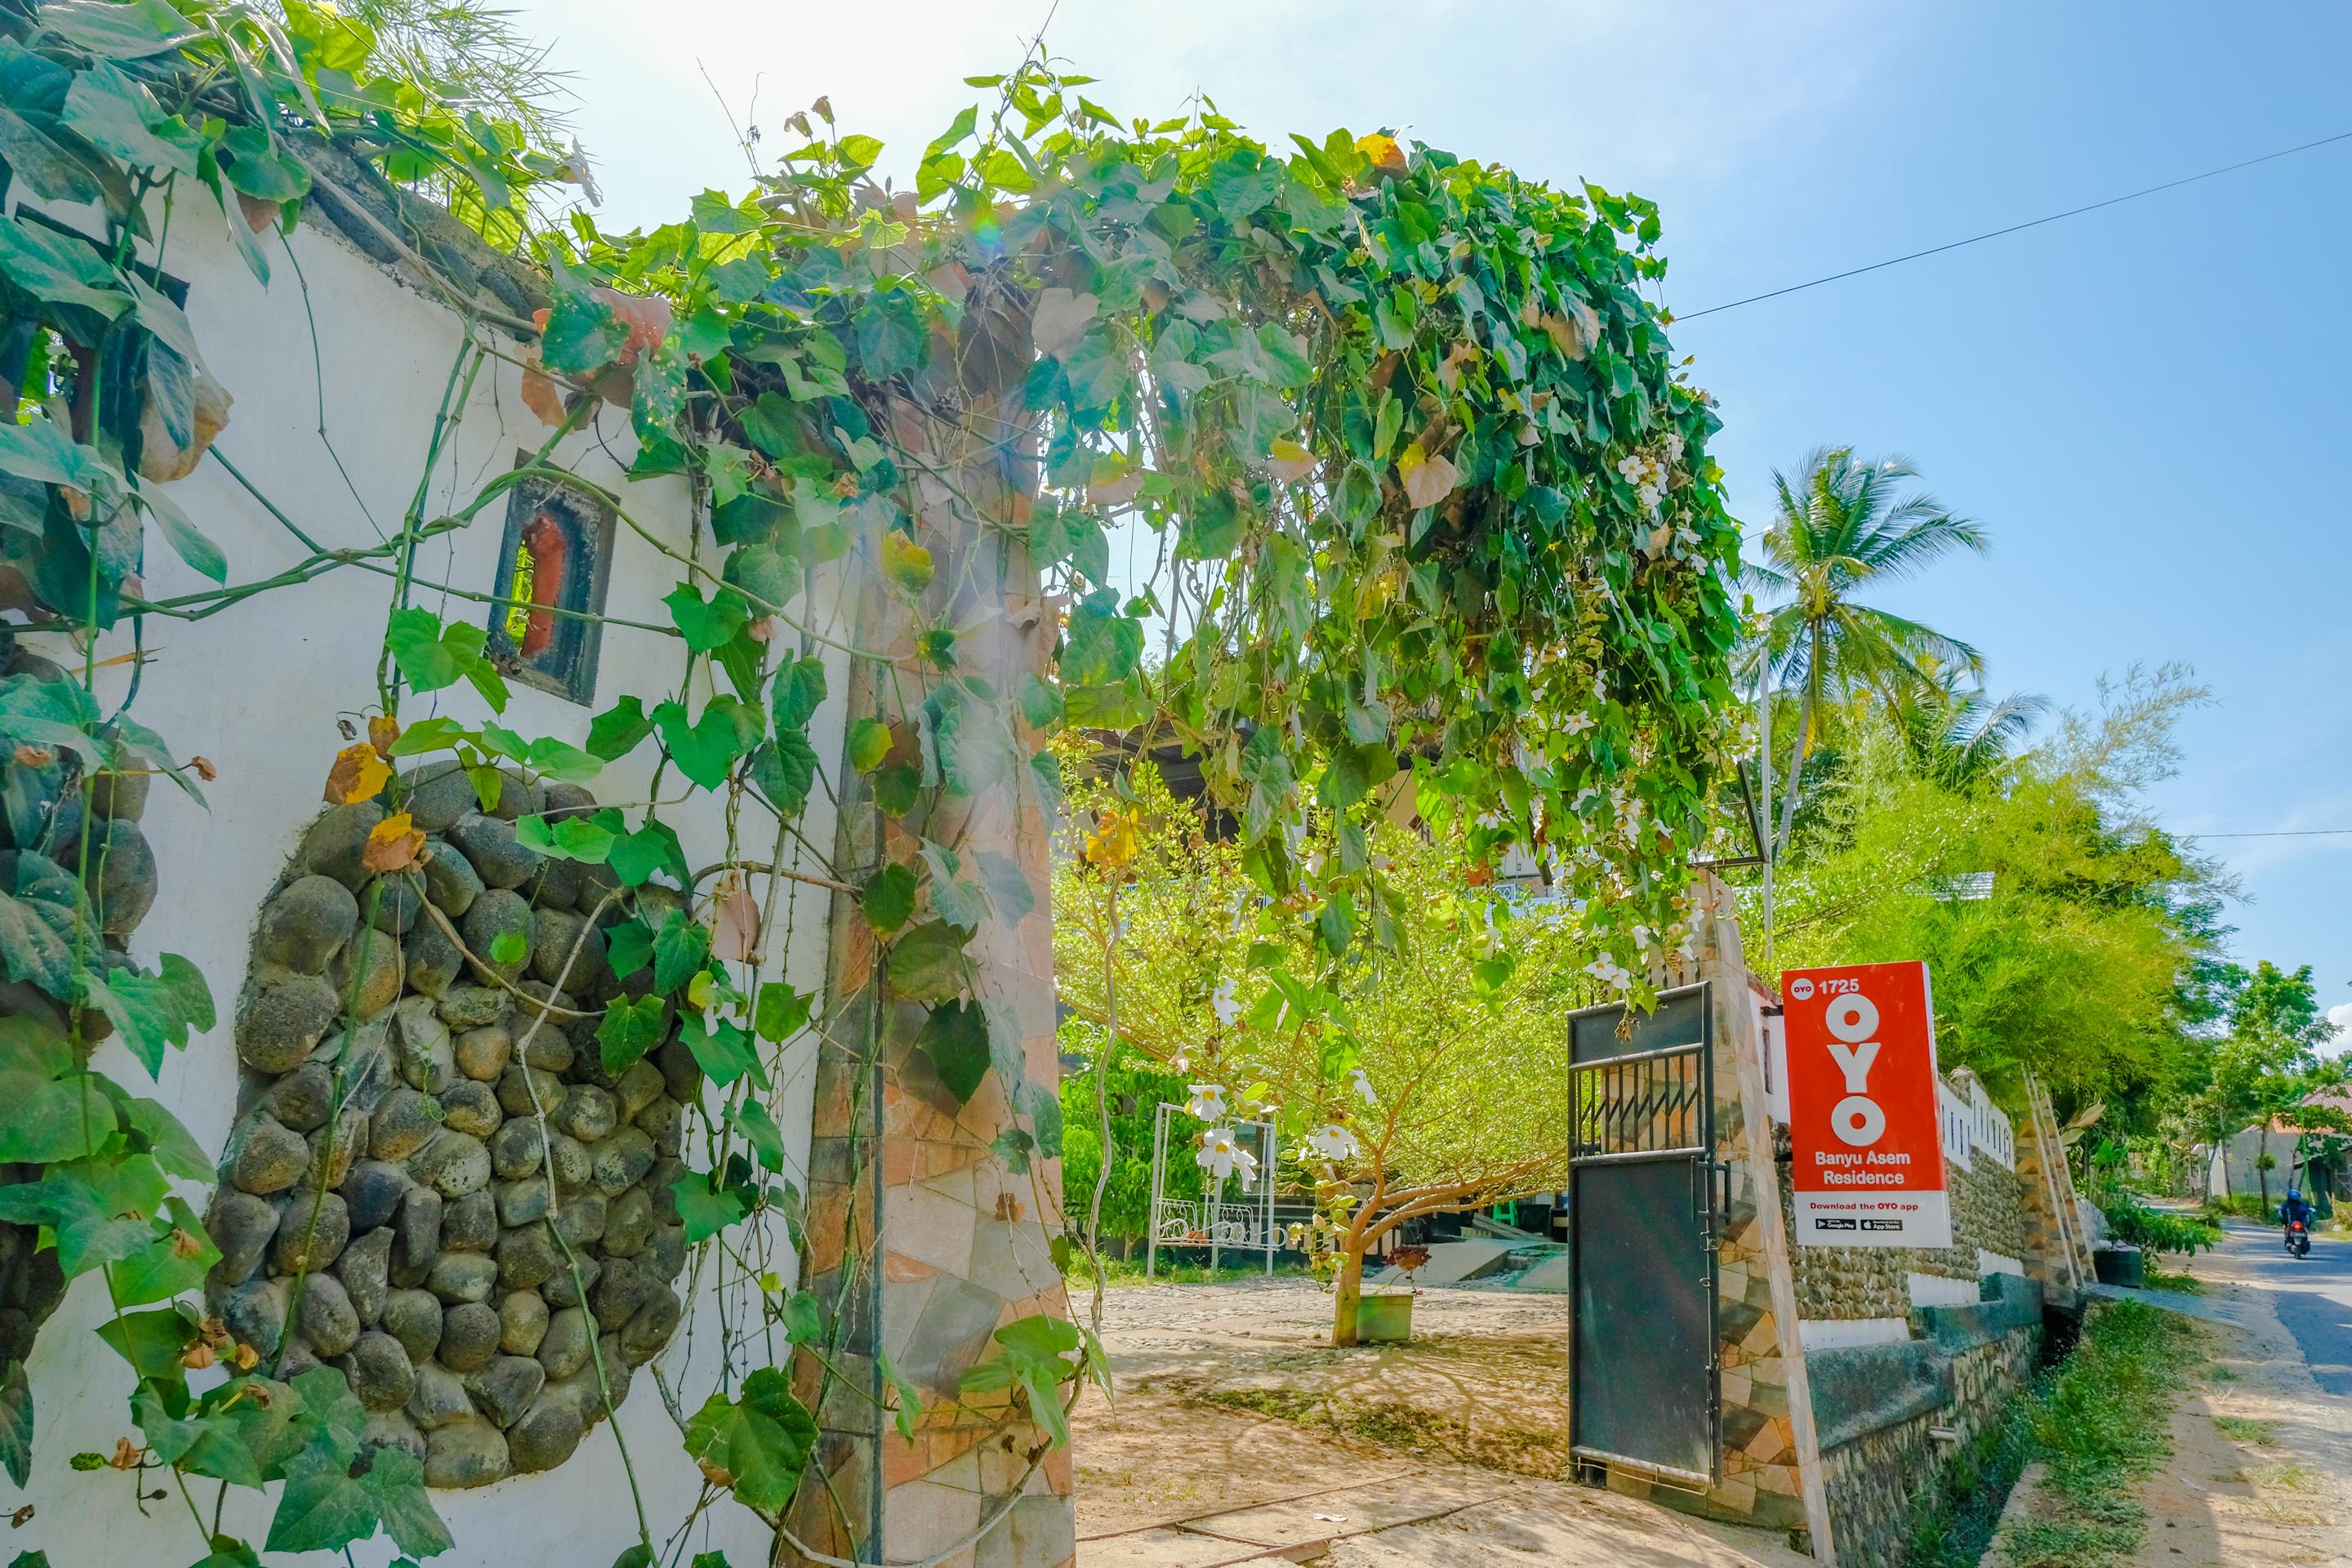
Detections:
0,2,1743,1566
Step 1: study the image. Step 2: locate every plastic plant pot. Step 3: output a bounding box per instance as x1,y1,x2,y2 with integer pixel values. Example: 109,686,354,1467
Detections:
1357,1291,1414,1343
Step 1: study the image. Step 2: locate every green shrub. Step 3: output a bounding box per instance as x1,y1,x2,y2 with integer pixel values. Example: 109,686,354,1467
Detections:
2093,1187,2220,1255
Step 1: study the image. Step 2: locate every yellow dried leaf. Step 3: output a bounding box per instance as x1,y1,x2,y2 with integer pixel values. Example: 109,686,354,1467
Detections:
710,875,763,964
362,812,425,875
324,742,390,805
1085,806,1142,871
1354,132,1407,176
1396,445,1459,510
1267,438,1316,484
368,714,400,760
880,531,934,595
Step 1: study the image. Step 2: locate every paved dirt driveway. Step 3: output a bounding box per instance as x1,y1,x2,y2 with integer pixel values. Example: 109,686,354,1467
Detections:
1071,1278,1806,1566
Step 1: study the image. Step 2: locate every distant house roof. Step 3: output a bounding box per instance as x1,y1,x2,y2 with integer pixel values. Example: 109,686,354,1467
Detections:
2263,1085,2352,1136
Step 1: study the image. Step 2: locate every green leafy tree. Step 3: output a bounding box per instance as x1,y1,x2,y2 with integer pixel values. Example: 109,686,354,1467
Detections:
2193,961,2336,1208
1747,447,1989,850
1766,670,2225,1122
1897,666,2047,791
1054,761,1608,1345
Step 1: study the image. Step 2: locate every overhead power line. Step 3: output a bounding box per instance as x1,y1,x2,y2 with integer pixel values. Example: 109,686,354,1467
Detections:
2194,829,2352,840
1676,128,2352,321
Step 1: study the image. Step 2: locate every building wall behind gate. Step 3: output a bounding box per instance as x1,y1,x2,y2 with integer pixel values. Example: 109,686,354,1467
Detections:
7,194,842,1567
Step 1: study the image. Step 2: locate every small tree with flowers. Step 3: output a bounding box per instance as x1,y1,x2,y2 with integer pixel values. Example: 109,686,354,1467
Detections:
1055,760,1614,1344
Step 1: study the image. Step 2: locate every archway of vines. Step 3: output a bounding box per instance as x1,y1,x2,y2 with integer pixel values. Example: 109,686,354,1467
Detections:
0,4,1740,1564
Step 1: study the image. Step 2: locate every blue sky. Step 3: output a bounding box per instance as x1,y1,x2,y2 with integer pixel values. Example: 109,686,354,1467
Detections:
507,0,2352,1036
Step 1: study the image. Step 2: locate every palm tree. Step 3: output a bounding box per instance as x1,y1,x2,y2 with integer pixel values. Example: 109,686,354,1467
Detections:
1745,448,1989,852
1899,666,2047,790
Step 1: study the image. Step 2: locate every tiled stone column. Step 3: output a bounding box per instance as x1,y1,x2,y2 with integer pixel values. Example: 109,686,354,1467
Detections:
787,310,1076,1568
1604,875,1837,1560
2014,1076,2091,1310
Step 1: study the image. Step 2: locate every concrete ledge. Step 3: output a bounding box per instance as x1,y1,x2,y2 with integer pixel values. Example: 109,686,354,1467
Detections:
1808,1339,1952,1451
1913,1272,2042,1350
1810,1275,2044,1450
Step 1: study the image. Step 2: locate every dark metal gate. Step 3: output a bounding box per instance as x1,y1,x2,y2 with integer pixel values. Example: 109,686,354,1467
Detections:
1566,982,1722,1487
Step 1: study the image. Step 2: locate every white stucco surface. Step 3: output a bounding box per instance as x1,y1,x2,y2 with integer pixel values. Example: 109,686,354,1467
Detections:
9,194,841,1566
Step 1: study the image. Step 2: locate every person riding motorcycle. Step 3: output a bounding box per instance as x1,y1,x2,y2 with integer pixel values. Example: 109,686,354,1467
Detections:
2283,1187,2315,1254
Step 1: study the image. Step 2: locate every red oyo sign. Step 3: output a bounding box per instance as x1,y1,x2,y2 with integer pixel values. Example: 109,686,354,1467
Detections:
1783,960,1953,1249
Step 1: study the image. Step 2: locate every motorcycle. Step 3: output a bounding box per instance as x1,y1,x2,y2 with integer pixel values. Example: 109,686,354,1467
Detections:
2285,1218,2310,1259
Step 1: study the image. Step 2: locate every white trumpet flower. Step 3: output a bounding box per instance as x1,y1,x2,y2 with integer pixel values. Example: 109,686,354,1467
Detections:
1197,1126,1260,1188
1210,978,1242,1027
1304,1124,1361,1162
1186,1084,1228,1121
1350,1068,1378,1106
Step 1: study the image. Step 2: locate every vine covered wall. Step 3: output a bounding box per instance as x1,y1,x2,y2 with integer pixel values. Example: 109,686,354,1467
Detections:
0,5,1749,1566
8,154,803,1564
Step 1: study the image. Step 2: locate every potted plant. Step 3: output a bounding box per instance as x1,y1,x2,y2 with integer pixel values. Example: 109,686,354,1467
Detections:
1357,1243,1430,1343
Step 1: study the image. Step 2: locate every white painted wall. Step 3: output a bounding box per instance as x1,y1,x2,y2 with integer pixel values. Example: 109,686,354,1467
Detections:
9,194,848,1567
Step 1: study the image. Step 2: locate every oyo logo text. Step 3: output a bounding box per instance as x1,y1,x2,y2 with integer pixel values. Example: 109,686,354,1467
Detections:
1823,991,1886,1147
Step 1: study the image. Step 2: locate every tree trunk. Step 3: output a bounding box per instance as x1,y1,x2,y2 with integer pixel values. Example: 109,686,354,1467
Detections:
1331,1241,1366,1348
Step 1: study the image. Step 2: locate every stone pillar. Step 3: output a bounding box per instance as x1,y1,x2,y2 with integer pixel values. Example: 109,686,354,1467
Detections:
788,311,1075,1568
2014,1076,2090,1310
1697,875,1837,1559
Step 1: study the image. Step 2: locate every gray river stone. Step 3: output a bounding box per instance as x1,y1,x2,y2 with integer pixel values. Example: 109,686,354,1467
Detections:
271,1190,350,1276
341,1330,416,1412
466,1353,545,1428
340,1160,410,1232
534,1307,593,1381
506,1391,584,1473
205,1190,280,1285
440,1189,498,1254
301,801,386,889
296,1272,360,1358
454,1024,511,1082
403,764,478,835
439,1079,503,1140
381,1289,443,1365
261,1062,335,1134
257,875,359,974
420,839,483,917
336,1226,394,1326
403,916,463,997
235,973,343,1074
423,1415,511,1490
437,1300,501,1373
497,1290,549,1356
447,814,539,891
427,1251,498,1307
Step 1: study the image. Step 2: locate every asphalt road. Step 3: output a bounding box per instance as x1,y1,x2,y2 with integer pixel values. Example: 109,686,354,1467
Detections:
2221,1215,2352,1396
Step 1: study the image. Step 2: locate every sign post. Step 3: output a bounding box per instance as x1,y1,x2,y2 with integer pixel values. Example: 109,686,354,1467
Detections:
1783,960,1953,1249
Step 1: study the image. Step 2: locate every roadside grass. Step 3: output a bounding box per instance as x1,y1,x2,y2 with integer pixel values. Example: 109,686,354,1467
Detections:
2213,1415,2277,1445
1910,1298,2201,1568
2140,1263,2207,1295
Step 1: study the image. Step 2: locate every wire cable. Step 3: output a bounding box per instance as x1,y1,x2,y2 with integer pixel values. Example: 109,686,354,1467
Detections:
2194,829,2352,840
1675,128,2352,321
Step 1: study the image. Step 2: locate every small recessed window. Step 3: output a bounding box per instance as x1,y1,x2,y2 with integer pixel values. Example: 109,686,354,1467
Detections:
484,458,616,706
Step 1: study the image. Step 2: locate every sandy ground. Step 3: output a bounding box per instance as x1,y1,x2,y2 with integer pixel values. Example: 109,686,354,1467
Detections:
1071,1279,1808,1566
1992,1222,2352,1567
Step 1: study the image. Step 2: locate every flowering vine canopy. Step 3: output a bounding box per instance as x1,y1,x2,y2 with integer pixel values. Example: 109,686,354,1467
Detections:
555,64,1744,982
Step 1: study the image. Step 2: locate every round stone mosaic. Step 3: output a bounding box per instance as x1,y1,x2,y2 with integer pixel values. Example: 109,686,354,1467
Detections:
204,768,698,1487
